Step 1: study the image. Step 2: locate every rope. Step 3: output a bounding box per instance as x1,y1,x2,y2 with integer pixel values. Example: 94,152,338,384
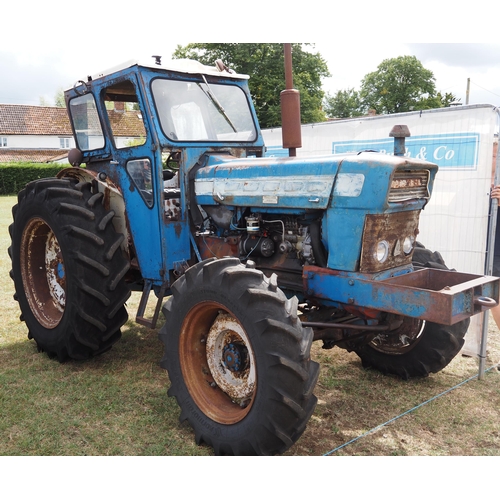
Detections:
323,362,500,456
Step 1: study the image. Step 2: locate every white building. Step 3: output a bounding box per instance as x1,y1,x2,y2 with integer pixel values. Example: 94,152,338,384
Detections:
0,103,144,163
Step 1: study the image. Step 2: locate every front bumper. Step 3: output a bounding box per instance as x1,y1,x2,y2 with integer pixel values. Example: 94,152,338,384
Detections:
303,266,499,325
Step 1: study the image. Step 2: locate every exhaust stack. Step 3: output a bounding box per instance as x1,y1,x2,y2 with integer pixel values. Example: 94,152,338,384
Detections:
390,125,411,156
281,44,302,157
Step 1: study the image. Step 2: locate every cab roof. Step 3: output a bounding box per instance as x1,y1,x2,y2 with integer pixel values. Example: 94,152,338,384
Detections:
91,58,250,81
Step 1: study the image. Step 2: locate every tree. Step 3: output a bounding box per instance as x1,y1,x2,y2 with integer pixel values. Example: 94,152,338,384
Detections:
323,56,455,119
439,92,460,107
323,88,365,119
414,91,460,110
54,88,66,108
38,88,66,107
38,96,50,107
172,43,330,128
360,56,436,114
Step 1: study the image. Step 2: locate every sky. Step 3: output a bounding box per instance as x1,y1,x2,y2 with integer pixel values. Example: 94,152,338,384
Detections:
2,1,499,109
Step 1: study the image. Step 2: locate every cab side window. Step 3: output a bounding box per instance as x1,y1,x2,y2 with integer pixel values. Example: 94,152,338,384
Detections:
68,93,105,151
102,80,147,149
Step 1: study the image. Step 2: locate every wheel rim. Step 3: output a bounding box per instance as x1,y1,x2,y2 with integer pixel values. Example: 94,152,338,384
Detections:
179,302,256,425
20,217,66,329
369,317,425,355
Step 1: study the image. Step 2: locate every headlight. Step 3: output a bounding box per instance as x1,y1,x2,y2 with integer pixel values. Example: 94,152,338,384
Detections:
374,240,389,263
403,236,415,255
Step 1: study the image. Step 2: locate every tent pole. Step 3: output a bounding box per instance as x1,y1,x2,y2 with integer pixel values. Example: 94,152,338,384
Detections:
479,112,500,379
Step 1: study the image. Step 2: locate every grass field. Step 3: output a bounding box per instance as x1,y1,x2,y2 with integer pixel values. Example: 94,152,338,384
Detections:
1,194,500,458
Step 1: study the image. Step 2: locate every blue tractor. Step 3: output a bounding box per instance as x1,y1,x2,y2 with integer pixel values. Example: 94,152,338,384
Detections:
9,51,498,455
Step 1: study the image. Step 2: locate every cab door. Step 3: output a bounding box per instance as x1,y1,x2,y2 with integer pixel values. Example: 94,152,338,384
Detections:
98,75,167,283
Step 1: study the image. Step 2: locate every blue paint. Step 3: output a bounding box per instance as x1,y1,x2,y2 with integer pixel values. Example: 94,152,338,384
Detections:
57,262,65,280
194,154,343,209
265,145,290,157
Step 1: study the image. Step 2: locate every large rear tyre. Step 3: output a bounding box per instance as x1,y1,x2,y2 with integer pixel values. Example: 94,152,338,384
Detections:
159,257,319,455
9,178,131,361
354,243,469,379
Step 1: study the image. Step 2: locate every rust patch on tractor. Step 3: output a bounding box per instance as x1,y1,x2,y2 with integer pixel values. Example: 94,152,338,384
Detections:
45,234,66,310
173,222,183,238
20,218,65,329
196,235,239,260
359,210,420,273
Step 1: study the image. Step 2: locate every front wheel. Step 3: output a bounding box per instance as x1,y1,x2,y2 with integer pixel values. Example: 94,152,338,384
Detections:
354,242,469,378
354,317,469,379
159,258,319,455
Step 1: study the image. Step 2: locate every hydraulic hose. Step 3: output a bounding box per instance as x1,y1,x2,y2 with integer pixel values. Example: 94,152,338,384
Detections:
309,220,328,268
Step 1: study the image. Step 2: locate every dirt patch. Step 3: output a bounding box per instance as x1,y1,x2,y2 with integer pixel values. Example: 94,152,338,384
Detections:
285,316,500,456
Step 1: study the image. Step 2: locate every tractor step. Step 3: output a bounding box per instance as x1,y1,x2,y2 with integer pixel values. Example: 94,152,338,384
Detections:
136,281,166,329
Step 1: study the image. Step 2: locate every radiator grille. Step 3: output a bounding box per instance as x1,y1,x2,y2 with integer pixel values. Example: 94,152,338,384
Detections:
359,210,420,273
388,169,430,203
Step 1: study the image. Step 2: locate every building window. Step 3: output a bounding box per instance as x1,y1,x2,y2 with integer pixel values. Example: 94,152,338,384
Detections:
0,137,7,147
59,137,70,149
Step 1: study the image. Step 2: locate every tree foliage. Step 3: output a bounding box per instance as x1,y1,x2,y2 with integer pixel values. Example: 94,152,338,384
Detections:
323,88,364,119
360,56,436,114
414,91,460,110
324,55,458,119
39,88,66,108
359,56,436,114
54,88,66,108
172,43,330,128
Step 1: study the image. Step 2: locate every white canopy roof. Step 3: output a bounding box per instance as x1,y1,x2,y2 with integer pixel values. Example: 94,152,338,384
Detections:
91,58,249,81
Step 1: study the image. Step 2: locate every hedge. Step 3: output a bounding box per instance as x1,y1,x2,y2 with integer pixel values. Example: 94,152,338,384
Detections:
0,163,66,195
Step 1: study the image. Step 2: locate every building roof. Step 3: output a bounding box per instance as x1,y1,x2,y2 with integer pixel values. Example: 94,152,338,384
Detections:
0,104,72,135
0,104,145,137
107,109,146,137
0,149,69,163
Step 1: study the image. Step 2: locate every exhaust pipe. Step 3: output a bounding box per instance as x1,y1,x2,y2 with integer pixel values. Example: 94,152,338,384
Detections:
281,44,302,157
389,124,411,156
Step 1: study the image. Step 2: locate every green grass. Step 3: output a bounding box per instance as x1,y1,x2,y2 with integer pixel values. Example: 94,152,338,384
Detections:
1,194,500,457
0,195,209,456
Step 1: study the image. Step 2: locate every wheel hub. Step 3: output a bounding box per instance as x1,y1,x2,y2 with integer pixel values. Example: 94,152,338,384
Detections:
206,312,256,403
20,217,66,329
370,317,425,354
222,343,248,372
45,231,66,311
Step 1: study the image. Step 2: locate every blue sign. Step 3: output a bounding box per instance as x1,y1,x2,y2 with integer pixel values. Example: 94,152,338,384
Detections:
332,132,480,170
265,145,290,157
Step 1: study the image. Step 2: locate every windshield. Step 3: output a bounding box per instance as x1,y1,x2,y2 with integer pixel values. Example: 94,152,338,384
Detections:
151,79,257,142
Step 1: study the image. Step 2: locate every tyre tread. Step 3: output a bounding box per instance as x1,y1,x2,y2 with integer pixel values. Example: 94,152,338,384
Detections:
160,258,317,455
9,177,130,361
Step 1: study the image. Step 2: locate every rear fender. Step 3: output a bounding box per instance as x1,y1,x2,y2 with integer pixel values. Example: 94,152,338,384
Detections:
57,167,129,255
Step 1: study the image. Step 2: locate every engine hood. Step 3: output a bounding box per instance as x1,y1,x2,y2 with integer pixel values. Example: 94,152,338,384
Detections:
194,153,344,210
193,151,437,212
